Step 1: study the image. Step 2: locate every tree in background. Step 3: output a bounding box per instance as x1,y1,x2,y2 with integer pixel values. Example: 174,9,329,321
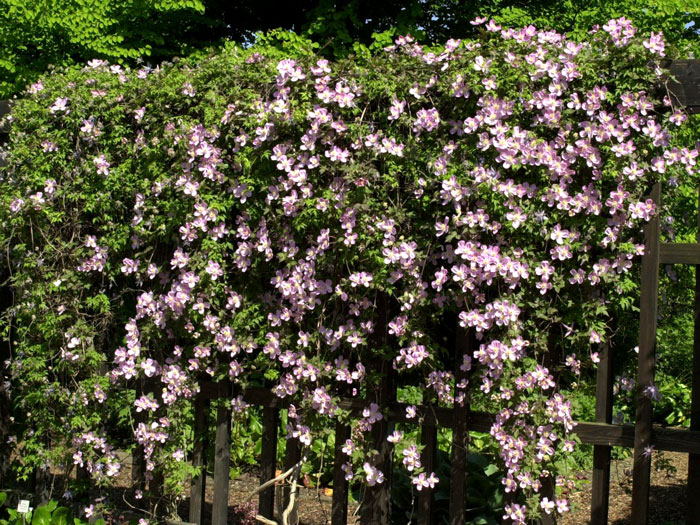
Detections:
3,0,700,99
0,0,217,98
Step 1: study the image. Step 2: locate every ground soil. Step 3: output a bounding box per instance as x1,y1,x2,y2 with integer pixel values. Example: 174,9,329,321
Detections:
44,450,690,524
559,450,689,525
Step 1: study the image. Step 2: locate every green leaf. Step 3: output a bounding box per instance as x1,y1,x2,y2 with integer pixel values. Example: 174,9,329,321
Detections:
50,508,72,525
483,463,499,477
32,507,51,525
0,493,6,507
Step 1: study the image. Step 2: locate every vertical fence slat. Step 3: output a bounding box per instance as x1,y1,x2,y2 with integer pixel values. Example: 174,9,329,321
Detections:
688,186,700,524
417,421,437,525
631,182,661,525
539,475,557,525
591,342,613,525
281,438,301,524
331,421,350,525
189,395,209,525
258,406,279,520
212,399,231,525
359,366,394,523
150,471,165,518
360,293,395,524
33,462,50,504
449,325,471,525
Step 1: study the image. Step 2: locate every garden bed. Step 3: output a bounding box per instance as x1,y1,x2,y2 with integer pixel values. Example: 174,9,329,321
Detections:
98,451,688,524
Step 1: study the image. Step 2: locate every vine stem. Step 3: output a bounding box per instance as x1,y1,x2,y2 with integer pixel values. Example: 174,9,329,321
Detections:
247,453,307,525
281,457,305,525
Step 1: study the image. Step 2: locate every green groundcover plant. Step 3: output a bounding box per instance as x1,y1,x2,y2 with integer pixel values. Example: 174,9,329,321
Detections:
1,18,698,523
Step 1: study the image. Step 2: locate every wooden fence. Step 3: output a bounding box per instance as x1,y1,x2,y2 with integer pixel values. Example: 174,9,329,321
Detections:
3,60,700,524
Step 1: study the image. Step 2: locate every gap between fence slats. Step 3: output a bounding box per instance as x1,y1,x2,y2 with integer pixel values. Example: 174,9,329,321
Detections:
132,378,147,493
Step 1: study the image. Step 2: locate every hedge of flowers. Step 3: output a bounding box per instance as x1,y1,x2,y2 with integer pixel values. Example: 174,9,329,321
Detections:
1,18,697,523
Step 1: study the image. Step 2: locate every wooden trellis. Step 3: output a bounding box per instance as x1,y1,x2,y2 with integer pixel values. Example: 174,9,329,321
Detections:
4,60,700,524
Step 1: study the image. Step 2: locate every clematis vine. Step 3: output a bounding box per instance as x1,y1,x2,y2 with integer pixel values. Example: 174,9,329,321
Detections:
3,17,698,521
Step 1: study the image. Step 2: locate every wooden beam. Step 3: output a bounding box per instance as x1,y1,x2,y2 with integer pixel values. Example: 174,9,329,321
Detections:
281,439,301,524
212,398,231,525
631,183,661,525
689,187,700,525
417,410,437,525
591,342,614,525
449,326,471,525
189,396,209,525
331,422,350,525
659,243,700,265
667,60,700,113
359,293,395,524
258,406,279,520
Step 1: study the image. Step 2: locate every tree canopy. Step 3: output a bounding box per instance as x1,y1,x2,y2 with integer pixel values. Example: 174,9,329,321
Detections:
2,0,700,98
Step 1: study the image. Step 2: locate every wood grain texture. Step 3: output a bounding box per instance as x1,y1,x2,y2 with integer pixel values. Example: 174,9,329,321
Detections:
417,421,437,525
258,406,279,520
359,293,395,525
331,422,350,525
631,183,661,525
659,243,700,265
591,343,613,525
689,187,700,525
666,60,700,113
212,401,231,525
189,396,209,525
449,326,471,525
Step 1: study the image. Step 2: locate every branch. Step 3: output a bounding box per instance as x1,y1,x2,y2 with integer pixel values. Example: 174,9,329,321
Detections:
281,456,305,525
245,457,303,503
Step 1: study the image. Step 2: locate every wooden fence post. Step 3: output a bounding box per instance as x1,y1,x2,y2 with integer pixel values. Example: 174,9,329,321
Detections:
189,395,209,525
331,421,351,525
212,393,231,525
417,416,437,525
449,325,472,525
688,186,700,525
590,341,613,525
359,293,395,524
280,438,301,524
258,406,279,520
631,182,661,524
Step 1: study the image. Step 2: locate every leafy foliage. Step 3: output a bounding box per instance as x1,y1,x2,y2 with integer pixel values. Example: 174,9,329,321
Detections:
0,0,218,98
